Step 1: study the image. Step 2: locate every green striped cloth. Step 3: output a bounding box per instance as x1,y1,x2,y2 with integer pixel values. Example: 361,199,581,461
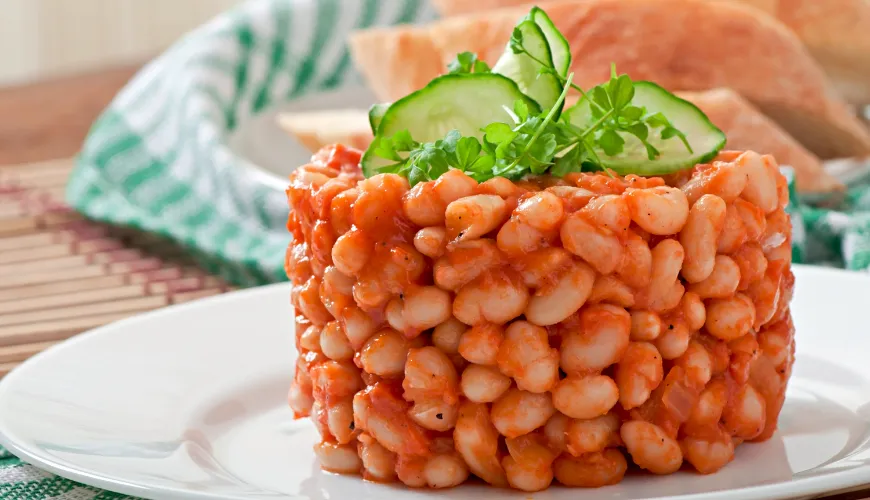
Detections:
3,0,870,497
62,0,437,289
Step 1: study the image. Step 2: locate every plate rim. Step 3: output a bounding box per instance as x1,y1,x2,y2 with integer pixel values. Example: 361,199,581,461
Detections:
2,265,870,500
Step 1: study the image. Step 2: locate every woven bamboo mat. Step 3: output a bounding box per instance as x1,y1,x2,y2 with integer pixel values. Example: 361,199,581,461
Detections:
0,158,234,378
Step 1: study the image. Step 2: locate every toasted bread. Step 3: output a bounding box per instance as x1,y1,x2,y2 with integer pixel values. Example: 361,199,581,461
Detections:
350,0,870,160
277,110,373,153
749,0,870,106
431,0,870,107
676,88,842,193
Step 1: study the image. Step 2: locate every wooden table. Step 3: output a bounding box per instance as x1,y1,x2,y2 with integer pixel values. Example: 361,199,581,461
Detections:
0,65,867,500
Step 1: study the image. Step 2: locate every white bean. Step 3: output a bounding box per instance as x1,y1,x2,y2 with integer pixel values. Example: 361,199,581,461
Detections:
525,261,595,326
461,364,512,403
722,384,767,440
620,420,683,474
515,191,564,231
560,213,623,275
424,453,470,488
446,195,508,242
453,270,529,325
552,375,619,419
404,286,452,330
615,342,664,410
705,294,756,341
561,304,631,373
433,317,467,354
326,399,357,444
690,255,741,299
319,321,354,361
626,186,689,235
565,413,620,455
314,441,362,474
680,194,726,283
491,388,556,438
359,329,409,377
358,434,397,481
454,401,508,487
497,320,559,393
414,226,447,258
738,151,778,214
340,305,377,350
433,239,502,291
630,310,662,341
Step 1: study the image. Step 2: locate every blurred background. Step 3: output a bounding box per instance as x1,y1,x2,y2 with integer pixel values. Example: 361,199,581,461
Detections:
0,0,243,164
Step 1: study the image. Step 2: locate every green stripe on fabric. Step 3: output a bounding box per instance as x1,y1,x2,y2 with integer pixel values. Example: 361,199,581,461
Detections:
134,65,233,141
252,3,291,113
91,490,136,500
150,183,194,218
253,184,280,229
289,0,338,98
226,21,256,130
92,134,142,173
319,0,379,88
0,475,78,498
118,158,164,195
181,205,217,229
395,0,423,24
240,235,272,283
212,222,243,254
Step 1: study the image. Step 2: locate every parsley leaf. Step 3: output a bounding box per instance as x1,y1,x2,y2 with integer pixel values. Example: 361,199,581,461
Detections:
447,52,491,74
454,137,482,169
366,33,702,186
599,129,625,156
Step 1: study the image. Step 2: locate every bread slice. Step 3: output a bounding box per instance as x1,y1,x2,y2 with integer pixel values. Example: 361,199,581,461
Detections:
676,88,842,193
430,0,870,107
349,0,870,160
275,93,841,194
745,0,870,107
277,110,373,153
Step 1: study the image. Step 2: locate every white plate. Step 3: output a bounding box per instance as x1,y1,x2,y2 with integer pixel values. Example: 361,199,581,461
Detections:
226,84,375,191
2,265,870,500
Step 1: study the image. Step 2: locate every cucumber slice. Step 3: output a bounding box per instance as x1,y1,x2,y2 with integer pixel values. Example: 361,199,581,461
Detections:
361,73,540,177
528,7,571,77
492,20,563,112
368,102,390,134
564,81,726,175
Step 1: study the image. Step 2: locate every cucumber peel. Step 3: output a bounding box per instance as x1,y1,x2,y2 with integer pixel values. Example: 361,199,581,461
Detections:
368,103,390,134
360,73,540,177
527,7,571,77
492,20,563,113
564,81,727,175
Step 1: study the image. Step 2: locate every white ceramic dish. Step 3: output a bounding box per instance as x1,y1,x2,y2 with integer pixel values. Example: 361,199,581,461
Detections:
226,84,376,191
1,265,870,500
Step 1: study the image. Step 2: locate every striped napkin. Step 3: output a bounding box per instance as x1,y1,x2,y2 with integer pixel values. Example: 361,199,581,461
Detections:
4,0,870,497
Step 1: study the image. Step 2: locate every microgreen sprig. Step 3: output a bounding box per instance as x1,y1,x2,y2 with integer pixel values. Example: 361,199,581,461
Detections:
509,29,693,161
447,52,492,75
365,8,716,186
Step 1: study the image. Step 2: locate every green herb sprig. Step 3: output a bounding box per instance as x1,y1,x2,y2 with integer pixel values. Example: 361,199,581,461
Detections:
367,20,702,186
509,29,692,160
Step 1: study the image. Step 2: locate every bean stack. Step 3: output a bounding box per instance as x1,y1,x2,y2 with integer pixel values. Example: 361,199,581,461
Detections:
284,144,795,491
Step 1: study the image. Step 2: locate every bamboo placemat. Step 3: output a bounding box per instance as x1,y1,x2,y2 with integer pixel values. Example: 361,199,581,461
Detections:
0,158,233,378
